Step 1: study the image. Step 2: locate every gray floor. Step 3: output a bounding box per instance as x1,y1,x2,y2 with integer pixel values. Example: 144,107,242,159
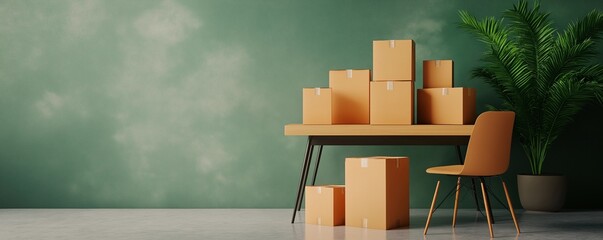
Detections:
0,209,602,240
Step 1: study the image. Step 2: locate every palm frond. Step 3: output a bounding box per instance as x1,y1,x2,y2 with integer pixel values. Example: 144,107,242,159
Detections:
541,10,603,89
459,10,509,46
503,0,556,99
563,9,603,44
572,64,603,104
460,9,533,109
541,75,601,144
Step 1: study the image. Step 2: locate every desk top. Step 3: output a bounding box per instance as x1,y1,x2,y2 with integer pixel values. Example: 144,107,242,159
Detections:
284,124,474,136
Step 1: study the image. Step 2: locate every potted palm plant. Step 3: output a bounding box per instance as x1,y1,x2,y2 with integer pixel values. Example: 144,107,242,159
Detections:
459,0,603,211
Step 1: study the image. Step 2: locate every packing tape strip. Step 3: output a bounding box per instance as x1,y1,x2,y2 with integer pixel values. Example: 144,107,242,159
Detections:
317,186,322,194
389,40,395,48
346,69,353,78
387,81,394,91
436,60,441,67
396,158,399,168
362,218,368,228
315,87,321,96
361,158,368,168
442,88,449,95
318,217,322,225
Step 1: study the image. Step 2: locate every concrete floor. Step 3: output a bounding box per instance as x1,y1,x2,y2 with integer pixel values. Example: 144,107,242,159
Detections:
0,209,602,239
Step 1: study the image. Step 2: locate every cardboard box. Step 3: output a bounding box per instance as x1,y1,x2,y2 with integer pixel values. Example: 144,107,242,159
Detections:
423,60,453,88
345,157,409,230
329,69,370,124
370,81,414,125
417,88,476,124
303,88,332,124
305,185,345,226
373,40,415,81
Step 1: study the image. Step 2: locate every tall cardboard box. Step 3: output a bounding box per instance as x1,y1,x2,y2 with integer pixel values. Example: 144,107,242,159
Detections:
329,69,370,124
423,60,453,88
417,88,476,124
303,88,332,124
345,157,409,230
373,40,415,81
305,185,345,226
370,81,414,125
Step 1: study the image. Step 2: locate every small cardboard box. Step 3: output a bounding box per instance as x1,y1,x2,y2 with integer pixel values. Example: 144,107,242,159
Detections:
370,81,414,125
305,185,345,226
417,88,476,124
345,157,409,230
329,69,370,124
373,40,415,81
423,60,453,88
303,88,332,124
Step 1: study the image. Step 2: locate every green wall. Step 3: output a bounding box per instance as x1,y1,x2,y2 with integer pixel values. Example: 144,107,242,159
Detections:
1,0,602,208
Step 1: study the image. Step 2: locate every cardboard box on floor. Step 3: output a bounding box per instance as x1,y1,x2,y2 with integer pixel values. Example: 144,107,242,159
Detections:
345,157,409,230
423,60,453,88
373,40,415,81
329,69,370,124
305,185,345,226
303,88,332,124
417,88,476,124
370,81,414,125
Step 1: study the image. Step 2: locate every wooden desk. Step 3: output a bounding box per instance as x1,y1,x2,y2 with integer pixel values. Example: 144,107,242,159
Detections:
284,124,476,223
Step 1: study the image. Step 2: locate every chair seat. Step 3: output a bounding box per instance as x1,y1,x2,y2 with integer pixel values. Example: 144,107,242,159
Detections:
426,165,464,175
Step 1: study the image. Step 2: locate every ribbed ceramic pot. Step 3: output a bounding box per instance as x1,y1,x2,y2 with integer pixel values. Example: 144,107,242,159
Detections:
517,174,566,212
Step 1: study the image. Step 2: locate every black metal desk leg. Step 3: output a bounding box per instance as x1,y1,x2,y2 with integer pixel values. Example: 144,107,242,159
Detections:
456,145,482,213
311,145,323,186
291,137,315,223
297,143,315,212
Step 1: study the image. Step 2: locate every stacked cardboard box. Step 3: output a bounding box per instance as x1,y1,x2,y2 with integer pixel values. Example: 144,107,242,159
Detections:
373,40,415,81
300,40,478,125
300,40,415,125
303,88,332,124
370,40,415,124
329,69,371,124
423,60,453,88
417,60,476,124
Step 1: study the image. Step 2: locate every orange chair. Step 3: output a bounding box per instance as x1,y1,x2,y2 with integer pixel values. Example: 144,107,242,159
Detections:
423,111,520,238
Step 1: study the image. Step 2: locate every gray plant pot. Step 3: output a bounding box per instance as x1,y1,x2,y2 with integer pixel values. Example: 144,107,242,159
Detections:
517,174,566,212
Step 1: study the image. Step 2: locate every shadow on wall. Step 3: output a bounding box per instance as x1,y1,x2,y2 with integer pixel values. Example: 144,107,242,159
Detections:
547,103,603,209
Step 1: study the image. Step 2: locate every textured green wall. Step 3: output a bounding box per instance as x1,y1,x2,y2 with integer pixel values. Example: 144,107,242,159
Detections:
1,0,602,208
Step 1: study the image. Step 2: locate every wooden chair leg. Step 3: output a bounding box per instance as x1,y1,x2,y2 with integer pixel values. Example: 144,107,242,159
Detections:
480,180,494,238
424,180,441,235
452,177,461,228
502,180,521,234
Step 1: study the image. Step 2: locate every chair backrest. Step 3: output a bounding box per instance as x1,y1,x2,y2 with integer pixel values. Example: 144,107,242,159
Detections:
460,111,515,176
